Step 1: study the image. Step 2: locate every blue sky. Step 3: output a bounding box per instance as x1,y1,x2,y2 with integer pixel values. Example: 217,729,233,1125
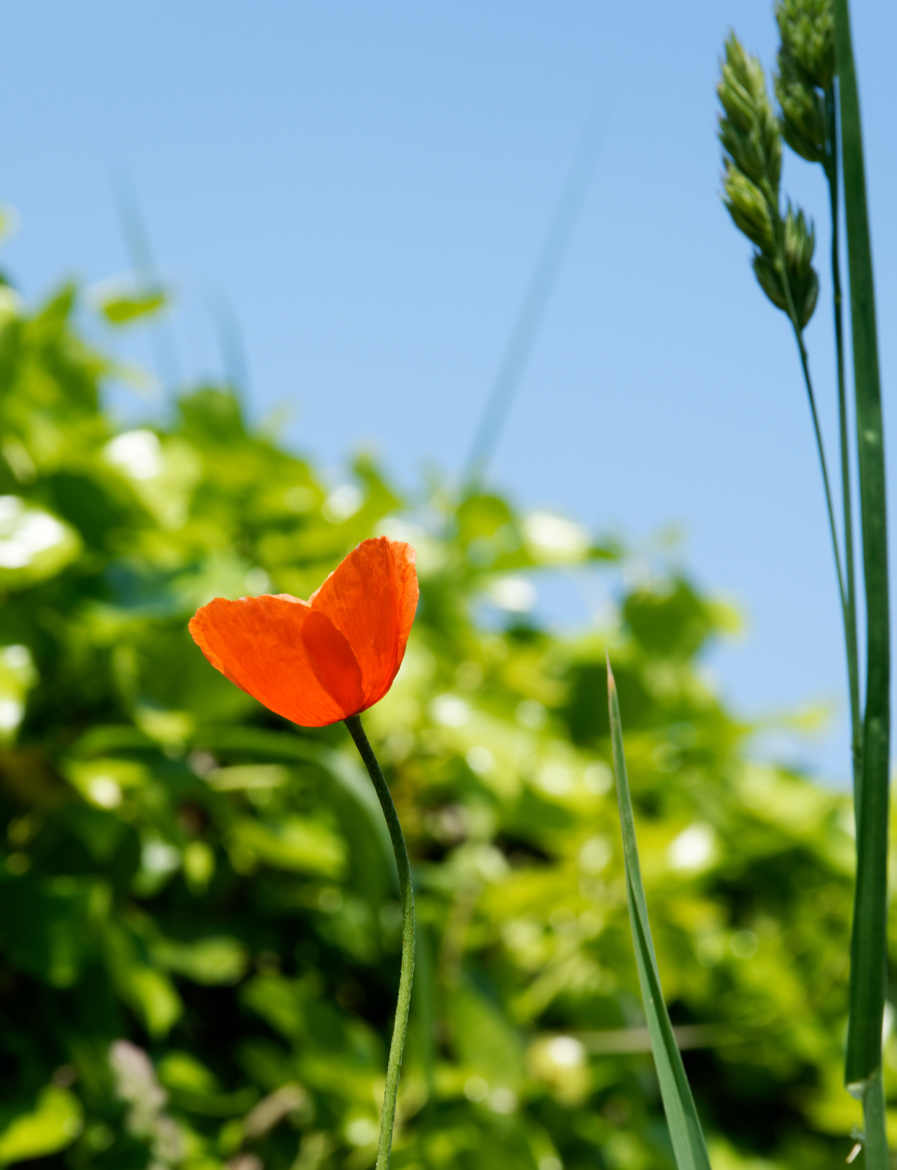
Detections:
5,1,896,783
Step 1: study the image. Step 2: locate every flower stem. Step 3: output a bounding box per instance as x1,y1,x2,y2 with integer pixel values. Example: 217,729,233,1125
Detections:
344,714,415,1169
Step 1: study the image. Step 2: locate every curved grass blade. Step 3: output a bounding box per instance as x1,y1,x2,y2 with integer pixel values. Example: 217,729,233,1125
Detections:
111,168,183,396
607,658,712,1170
461,102,603,491
208,291,251,400
833,0,891,1101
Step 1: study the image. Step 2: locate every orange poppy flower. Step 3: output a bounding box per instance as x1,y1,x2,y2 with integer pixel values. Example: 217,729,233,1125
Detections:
189,537,418,727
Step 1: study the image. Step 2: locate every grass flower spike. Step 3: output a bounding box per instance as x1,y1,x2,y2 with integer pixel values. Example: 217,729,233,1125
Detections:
189,536,418,726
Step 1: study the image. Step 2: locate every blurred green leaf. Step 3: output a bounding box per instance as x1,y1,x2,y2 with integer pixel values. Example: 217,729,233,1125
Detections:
0,873,98,987
0,1086,83,1165
154,935,248,985
229,815,345,877
97,286,168,325
0,641,36,744
122,966,182,1037
449,971,525,1091
623,577,738,659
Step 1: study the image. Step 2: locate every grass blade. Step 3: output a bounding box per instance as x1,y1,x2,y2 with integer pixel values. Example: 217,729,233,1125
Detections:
111,168,183,396
461,103,602,491
208,291,251,399
606,658,712,1170
832,0,891,1095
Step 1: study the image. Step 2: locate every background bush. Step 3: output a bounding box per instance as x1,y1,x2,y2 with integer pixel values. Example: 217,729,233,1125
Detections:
0,262,893,1169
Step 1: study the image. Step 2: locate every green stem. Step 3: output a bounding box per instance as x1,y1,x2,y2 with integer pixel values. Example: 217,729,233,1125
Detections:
861,1069,888,1168
833,0,891,1112
769,212,859,781
824,82,862,800
344,714,415,1169
787,315,849,633
765,198,848,631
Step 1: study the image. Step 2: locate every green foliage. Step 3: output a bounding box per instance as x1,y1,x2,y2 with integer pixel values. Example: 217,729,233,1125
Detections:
0,241,892,1170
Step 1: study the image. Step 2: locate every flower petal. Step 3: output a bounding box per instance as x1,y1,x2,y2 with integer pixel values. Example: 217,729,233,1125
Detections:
310,537,418,708
189,595,364,726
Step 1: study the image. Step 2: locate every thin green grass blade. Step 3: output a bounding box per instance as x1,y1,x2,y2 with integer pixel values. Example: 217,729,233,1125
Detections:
832,0,891,1092
208,291,251,399
461,103,602,490
607,659,712,1170
111,169,183,395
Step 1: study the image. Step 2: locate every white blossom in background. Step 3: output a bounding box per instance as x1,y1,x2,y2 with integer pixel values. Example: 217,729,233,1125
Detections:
104,429,163,480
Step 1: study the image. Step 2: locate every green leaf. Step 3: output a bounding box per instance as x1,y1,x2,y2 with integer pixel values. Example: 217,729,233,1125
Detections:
449,970,525,1091
229,815,345,878
105,923,183,1036
154,935,249,985
0,642,37,744
0,1086,83,1165
98,286,168,325
834,0,891,1094
124,966,182,1037
0,874,98,987
606,659,712,1170
157,1051,257,1116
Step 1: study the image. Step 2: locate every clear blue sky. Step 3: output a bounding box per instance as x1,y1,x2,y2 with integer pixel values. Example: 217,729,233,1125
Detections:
5,1,896,784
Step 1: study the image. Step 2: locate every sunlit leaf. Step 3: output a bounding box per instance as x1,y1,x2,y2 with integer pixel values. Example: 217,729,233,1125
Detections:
0,1086,83,1165
154,935,249,985
98,286,169,325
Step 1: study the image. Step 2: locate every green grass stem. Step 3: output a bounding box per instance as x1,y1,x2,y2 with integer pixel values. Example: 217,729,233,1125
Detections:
787,318,849,622
824,83,862,799
833,1,891,1110
830,9,892,1169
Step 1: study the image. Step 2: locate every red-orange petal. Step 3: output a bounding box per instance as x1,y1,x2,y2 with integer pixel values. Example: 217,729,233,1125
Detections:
189,594,365,726
310,537,419,709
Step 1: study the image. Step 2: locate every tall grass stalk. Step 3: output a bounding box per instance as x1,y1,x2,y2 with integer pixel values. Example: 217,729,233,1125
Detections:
823,83,862,793
832,3,891,1160
718,3,889,1153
